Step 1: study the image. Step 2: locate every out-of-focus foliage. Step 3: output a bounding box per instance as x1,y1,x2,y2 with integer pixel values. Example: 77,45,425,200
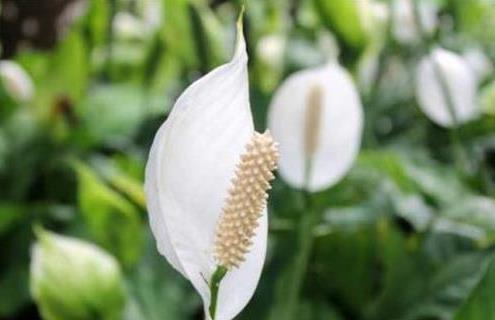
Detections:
1,0,495,319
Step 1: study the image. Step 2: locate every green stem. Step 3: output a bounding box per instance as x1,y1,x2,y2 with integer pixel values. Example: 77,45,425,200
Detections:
431,56,468,170
208,265,228,320
284,195,318,319
281,158,319,319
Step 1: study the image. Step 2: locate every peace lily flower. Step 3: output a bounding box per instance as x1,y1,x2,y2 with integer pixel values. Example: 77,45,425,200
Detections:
0,60,34,102
415,47,478,128
144,15,279,320
391,0,438,45
267,60,364,192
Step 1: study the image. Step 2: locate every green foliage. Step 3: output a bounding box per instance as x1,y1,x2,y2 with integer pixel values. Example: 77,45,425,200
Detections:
454,255,495,319
74,162,144,267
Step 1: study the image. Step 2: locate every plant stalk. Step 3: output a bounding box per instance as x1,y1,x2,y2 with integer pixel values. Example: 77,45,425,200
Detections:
208,265,228,320
281,158,319,320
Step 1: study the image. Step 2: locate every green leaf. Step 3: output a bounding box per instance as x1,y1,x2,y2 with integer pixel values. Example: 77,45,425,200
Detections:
454,255,495,319
161,0,198,69
437,195,495,245
367,225,491,320
74,162,143,267
0,203,23,235
124,235,199,320
76,84,146,147
313,0,370,51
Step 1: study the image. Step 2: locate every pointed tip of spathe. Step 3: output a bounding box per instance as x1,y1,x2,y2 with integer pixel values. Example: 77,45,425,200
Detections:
237,3,246,26
234,4,247,60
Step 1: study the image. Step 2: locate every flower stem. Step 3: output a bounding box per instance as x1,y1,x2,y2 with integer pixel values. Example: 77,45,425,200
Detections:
284,193,318,319
208,265,228,320
430,56,468,171
280,158,319,319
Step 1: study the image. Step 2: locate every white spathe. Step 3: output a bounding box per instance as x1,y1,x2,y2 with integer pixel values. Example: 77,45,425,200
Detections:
144,21,266,320
391,0,437,44
415,47,478,128
463,46,493,83
268,62,364,192
0,60,34,102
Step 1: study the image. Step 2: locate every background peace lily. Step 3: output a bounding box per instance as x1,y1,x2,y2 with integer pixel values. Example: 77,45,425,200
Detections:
268,61,364,192
144,16,276,320
415,47,478,128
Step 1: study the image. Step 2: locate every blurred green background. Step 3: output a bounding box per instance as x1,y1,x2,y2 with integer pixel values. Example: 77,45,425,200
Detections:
2,0,495,319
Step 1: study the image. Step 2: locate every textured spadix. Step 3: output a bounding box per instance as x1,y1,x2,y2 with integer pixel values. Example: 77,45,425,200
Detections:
268,62,363,192
215,131,278,269
144,19,272,320
415,47,478,128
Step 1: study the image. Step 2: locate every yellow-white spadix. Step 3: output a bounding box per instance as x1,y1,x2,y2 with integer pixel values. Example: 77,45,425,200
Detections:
415,47,478,128
144,17,278,320
268,62,364,192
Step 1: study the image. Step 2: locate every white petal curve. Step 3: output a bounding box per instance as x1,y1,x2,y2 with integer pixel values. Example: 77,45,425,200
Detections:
415,48,478,128
268,63,364,192
145,22,266,319
145,121,186,277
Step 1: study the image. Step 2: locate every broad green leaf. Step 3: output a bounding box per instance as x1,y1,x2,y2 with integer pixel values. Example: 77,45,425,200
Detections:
76,84,146,147
161,0,198,69
313,0,370,51
74,162,143,267
454,255,495,319
0,203,23,235
123,235,199,320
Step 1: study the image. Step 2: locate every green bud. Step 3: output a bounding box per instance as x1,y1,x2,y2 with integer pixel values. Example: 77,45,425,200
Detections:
313,0,386,52
30,228,126,320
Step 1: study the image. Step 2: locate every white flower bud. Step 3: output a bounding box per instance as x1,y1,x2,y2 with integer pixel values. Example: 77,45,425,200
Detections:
0,60,34,102
30,229,125,320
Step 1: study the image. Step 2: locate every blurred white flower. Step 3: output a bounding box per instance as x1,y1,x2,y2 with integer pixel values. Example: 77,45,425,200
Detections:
391,0,438,44
256,34,286,69
30,228,125,320
463,47,494,83
144,19,278,320
142,0,162,32
268,62,364,192
113,12,145,40
0,60,34,102
415,47,478,127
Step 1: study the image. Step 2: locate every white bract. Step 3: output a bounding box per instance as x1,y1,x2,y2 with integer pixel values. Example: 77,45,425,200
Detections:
415,47,478,128
391,0,437,45
144,18,278,320
463,47,493,83
0,60,34,102
268,62,364,192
